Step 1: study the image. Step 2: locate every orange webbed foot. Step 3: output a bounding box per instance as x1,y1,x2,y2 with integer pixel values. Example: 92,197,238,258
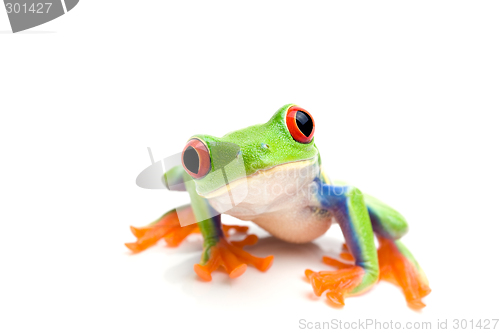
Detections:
307,240,430,309
305,266,366,307
125,208,201,253
306,243,373,307
378,238,431,310
125,206,253,253
194,236,274,282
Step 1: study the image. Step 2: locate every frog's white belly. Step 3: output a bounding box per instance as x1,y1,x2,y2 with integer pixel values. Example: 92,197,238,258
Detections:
204,160,334,243
250,206,333,243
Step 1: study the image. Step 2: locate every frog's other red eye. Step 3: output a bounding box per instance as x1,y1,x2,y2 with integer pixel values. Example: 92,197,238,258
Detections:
182,139,211,179
286,106,315,143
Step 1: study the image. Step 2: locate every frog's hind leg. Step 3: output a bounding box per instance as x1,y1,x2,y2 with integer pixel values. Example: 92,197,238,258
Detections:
364,194,431,309
125,205,251,253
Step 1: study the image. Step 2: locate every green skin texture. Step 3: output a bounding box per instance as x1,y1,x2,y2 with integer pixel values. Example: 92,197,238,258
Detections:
166,104,419,296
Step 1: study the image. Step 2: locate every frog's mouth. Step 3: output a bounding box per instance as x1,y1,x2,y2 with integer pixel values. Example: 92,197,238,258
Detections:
199,157,318,199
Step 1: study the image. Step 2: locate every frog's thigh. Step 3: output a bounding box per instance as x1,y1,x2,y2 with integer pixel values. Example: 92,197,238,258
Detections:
363,194,409,240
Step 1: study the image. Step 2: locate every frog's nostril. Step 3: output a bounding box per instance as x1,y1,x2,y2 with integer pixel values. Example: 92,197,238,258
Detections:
261,143,270,149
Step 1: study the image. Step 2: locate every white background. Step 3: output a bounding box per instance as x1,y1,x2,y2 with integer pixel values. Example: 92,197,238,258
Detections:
1,1,499,332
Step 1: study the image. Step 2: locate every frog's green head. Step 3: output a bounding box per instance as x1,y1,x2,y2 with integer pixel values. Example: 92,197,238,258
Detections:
180,104,319,196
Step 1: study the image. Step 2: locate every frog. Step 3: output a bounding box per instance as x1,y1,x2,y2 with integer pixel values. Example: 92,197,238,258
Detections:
126,104,431,309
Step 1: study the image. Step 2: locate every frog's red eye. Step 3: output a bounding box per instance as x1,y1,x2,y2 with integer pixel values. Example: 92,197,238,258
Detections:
286,106,315,143
182,139,211,179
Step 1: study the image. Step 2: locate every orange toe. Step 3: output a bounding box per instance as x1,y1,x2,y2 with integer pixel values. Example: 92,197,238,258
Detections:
340,252,354,261
222,224,249,237
408,299,426,310
194,264,213,281
125,242,145,253
304,269,315,280
257,255,274,272
229,264,247,279
322,256,353,269
223,239,273,272
326,290,345,306
231,234,258,247
130,226,148,238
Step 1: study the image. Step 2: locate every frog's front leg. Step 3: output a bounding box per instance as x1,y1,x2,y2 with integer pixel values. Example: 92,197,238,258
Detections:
314,189,431,309
126,205,273,281
126,166,264,272
185,176,273,281
305,184,380,306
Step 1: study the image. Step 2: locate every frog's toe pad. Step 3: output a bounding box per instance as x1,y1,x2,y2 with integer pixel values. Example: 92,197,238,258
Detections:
194,236,273,281
326,290,345,306
378,238,431,309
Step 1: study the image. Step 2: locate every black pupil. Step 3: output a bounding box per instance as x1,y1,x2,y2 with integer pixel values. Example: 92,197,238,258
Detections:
183,146,199,174
295,111,313,137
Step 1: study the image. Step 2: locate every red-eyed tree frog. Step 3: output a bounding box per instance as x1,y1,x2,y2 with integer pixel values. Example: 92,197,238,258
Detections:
126,104,431,309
